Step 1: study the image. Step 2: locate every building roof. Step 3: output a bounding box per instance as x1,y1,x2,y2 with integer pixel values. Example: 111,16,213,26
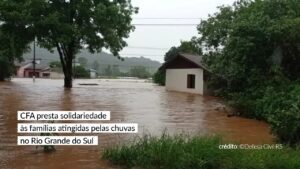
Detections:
160,53,210,71
24,64,49,70
15,59,42,67
89,69,97,72
179,53,204,67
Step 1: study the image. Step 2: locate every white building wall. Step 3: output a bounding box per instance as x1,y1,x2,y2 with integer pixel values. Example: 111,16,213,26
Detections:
90,71,97,78
165,68,204,94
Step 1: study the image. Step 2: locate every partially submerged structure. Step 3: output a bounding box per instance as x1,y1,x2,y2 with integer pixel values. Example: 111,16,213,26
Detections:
89,69,97,79
160,53,212,95
15,59,64,79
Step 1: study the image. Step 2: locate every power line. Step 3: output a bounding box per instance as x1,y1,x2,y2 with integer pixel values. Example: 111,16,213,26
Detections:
133,17,204,20
120,53,164,57
24,52,165,59
132,23,198,26
126,46,169,50
91,64,160,68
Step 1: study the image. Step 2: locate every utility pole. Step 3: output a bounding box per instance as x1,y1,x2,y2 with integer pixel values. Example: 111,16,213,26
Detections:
73,58,75,79
33,38,36,82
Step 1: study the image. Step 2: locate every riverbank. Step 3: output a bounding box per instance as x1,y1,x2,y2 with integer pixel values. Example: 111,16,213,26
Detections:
103,134,300,169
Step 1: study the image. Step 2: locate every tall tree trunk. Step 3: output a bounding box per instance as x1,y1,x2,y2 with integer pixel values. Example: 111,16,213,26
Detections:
56,42,73,88
62,1,76,88
65,41,75,88
64,56,73,88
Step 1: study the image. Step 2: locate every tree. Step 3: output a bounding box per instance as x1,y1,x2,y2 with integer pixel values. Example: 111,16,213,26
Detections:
112,65,121,76
92,60,100,72
0,56,13,81
198,0,300,93
153,70,165,86
104,65,112,76
74,65,89,78
197,0,300,146
49,61,63,73
0,0,138,87
49,61,62,68
78,57,88,67
0,22,32,81
164,38,202,62
130,66,150,79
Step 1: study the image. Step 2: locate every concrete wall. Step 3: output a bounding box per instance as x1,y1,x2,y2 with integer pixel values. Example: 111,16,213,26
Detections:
166,68,204,94
50,72,64,79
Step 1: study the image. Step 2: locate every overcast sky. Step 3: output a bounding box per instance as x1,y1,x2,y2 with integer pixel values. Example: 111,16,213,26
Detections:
115,0,237,63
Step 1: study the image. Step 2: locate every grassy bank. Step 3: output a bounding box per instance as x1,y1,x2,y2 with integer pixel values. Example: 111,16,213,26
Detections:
103,134,300,169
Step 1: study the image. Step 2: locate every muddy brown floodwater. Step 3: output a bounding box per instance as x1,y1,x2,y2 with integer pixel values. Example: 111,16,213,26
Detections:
0,78,274,169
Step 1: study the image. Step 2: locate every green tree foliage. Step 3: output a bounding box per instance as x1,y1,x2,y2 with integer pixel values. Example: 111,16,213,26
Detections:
153,70,165,86
74,65,89,78
0,56,13,81
104,65,113,76
164,38,202,62
198,0,300,146
49,61,63,73
256,84,300,146
0,24,31,80
0,0,138,87
78,57,88,67
112,65,121,76
103,64,121,77
199,0,300,92
49,61,62,68
92,61,100,72
130,66,151,79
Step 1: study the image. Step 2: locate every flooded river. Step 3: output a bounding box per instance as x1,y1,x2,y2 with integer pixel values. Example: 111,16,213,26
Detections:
0,78,274,169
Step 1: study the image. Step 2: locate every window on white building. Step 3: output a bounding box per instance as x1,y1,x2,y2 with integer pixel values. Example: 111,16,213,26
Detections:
187,74,195,89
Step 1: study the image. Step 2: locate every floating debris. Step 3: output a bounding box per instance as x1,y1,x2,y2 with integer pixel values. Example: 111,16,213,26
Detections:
78,83,99,86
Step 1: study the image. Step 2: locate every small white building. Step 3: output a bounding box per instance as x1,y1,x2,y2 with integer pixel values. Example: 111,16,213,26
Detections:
89,69,97,79
160,53,211,95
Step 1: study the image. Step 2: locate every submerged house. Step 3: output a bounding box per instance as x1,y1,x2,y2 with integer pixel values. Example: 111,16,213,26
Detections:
16,59,64,78
160,53,212,95
89,69,97,79
16,59,41,78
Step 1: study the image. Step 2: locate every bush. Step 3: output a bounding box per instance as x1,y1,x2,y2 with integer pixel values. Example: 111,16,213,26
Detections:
129,66,151,79
225,82,300,147
0,56,13,81
103,134,300,169
197,0,300,147
153,70,165,85
74,65,90,78
255,84,300,146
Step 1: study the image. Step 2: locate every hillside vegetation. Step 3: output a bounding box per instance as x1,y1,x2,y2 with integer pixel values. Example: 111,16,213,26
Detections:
22,46,161,75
